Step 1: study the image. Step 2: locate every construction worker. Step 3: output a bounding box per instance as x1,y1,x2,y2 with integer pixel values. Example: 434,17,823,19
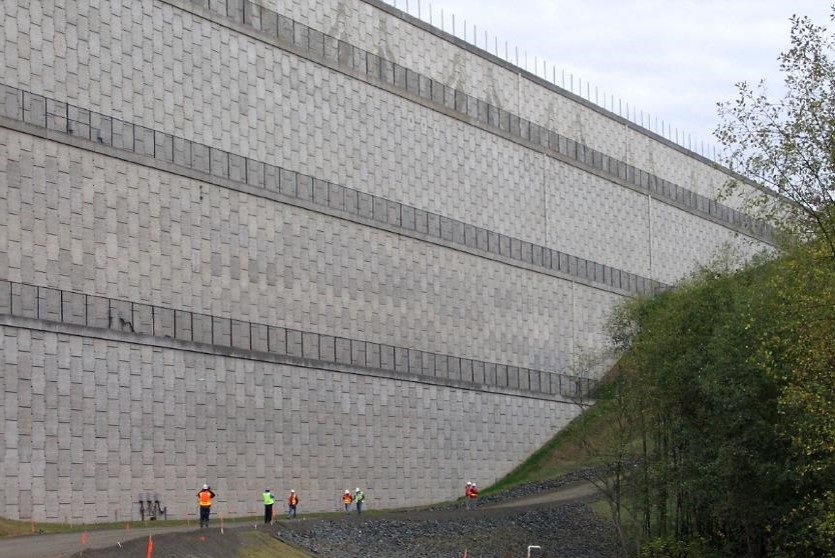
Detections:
467,482,479,510
465,481,472,506
354,487,365,515
287,489,299,519
342,489,353,512
197,484,216,528
262,487,275,524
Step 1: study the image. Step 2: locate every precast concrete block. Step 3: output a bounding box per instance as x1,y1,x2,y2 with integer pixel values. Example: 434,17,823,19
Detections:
243,1,262,30
191,143,210,174
0,84,23,119
211,317,231,346
250,323,269,352
264,163,280,193
372,196,387,224
261,7,278,37
268,326,286,355
132,304,154,336
231,320,251,350
357,193,373,220
210,147,229,178
366,52,381,79
229,153,246,183
11,283,37,319
173,137,192,168
153,307,175,339
91,113,112,145
327,182,344,211
23,92,47,128
312,178,328,206
426,212,440,237
386,200,401,226
286,329,302,357
323,35,339,63
343,187,359,215
0,280,11,315
293,21,310,50
380,59,394,84
296,174,313,201
301,332,319,359
191,313,213,345
133,126,155,158
353,48,367,75
319,334,335,362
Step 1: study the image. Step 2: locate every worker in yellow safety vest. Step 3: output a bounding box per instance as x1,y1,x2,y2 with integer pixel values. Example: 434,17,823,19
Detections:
262,488,275,524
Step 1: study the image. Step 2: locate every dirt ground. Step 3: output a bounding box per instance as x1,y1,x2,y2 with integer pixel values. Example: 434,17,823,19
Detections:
69,526,255,557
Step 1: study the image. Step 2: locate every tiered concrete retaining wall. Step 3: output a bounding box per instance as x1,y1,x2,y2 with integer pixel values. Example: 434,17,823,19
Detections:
0,0,773,522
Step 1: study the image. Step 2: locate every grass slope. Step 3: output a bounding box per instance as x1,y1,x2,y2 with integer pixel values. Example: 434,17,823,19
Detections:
486,380,616,494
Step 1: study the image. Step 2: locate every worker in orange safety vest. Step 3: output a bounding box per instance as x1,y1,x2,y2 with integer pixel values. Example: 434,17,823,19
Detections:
287,489,299,519
342,489,354,513
466,482,479,510
197,484,216,527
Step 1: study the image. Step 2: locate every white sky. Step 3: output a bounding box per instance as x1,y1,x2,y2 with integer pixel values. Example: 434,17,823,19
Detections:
384,0,833,159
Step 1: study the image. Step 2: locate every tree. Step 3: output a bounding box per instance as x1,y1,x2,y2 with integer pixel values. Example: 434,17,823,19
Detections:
716,7,835,257
716,10,835,552
607,242,835,557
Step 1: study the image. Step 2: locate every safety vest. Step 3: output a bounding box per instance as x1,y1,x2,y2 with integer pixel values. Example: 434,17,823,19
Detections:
288,493,299,506
199,490,213,506
263,492,275,505
343,493,353,504
355,491,364,503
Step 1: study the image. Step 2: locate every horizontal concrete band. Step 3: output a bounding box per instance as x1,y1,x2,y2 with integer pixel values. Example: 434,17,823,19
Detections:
0,279,595,399
0,82,662,296
360,0,751,180
173,0,774,244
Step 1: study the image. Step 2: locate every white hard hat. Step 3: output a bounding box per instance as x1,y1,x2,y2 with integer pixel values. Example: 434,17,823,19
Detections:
466,481,472,485
202,484,208,490
355,487,360,492
344,489,350,493
290,489,295,492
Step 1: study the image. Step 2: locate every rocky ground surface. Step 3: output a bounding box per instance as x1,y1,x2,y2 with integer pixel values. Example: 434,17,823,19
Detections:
275,470,622,558
277,500,620,558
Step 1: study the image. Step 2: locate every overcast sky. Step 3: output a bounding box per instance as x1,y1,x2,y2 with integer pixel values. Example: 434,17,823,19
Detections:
384,0,833,160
